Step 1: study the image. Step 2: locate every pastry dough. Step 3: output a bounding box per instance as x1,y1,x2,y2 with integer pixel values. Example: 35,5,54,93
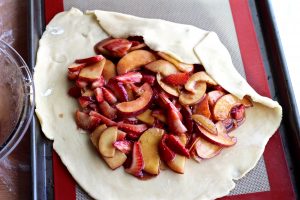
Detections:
34,8,282,200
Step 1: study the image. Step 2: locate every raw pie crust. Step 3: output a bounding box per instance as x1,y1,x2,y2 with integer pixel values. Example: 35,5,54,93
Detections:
34,8,282,200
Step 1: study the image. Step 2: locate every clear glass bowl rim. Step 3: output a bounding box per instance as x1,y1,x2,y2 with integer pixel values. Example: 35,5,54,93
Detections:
0,39,35,160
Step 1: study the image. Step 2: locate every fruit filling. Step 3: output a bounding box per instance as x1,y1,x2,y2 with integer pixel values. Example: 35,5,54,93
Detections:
66,37,253,178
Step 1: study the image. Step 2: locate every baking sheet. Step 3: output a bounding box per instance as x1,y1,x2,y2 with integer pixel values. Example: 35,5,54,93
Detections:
29,0,297,199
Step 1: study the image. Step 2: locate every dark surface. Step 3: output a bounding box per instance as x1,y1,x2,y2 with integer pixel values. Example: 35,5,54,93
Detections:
29,0,300,199
255,0,300,197
0,0,31,199
29,0,54,199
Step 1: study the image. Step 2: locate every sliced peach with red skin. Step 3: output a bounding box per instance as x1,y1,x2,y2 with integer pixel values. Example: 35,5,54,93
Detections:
145,59,179,76
166,134,187,174
79,58,106,82
194,137,223,159
193,94,211,119
98,126,118,158
157,52,193,73
151,109,167,123
136,109,155,125
185,71,217,93
179,82,206,105
157,73,179,97
117,50,156,75
102,59,117,82
192,114,217,135
90,124,107,148
103,150,127,170
139,128,165,175
116,83,153,116
195,122,237,147
213,94,252,121
68,63,86,72
207,90,226,107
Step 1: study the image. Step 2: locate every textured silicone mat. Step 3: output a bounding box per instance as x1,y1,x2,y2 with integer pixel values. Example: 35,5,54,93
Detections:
43,0,294,199
63,0,269,197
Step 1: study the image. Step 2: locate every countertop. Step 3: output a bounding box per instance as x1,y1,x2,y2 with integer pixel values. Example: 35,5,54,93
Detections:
0,0,31,199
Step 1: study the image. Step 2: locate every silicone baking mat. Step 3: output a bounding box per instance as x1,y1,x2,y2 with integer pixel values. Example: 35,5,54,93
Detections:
44,0,295,199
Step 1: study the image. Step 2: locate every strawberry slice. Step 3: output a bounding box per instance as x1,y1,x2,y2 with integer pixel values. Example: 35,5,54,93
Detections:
103,39,132,57
68,63,86,72
159,93,187,134
75,110,101,130
113,140,133,154
125,142,144,177
75,55,104,64
162,72,189,86
115,72,142,84
98,101,117,119
106,79,129,102
230,104,245,121
94,87,104,103
89,111,117,126
78,96,95,108
68,86,81,98
101,87,118,105
68,70,80,80
91,76,105,89
166,135,190,158
76,79,88,89
126,131,144,141
117,122,148,134
141,74,156,85
159,134,176,162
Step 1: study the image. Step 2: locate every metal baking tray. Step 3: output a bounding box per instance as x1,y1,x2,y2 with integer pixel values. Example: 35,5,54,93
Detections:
28,0,300,199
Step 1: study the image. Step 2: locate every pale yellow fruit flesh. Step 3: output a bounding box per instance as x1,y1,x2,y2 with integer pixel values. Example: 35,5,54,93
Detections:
139,128,165,175
98,126,118,158
90,124,107,148
103,150,127,170
167,134,187,174
137,109,155,125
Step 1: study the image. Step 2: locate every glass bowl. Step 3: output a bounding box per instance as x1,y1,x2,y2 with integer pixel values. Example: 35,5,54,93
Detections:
0,40,34,160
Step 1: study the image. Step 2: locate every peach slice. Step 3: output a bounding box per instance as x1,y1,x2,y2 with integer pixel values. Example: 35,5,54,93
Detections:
116,83,153,116
193,94,211,118
79,58,106,82
90,124,107,148
144,60,179,76
166,134,187,174
102,59,117,82
137,109,155,125
185,72,217,93
179,82,206,105
192,114,217,135
117,50,156,75
195,122,237,147
207,90,226,107
68,63,86,72
103,150,127,170
157,73,179,97
152,109,167,123
98,126,118,158
194,137,223,159
157,52,193,72
139,128,165,175
213,94,252,121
